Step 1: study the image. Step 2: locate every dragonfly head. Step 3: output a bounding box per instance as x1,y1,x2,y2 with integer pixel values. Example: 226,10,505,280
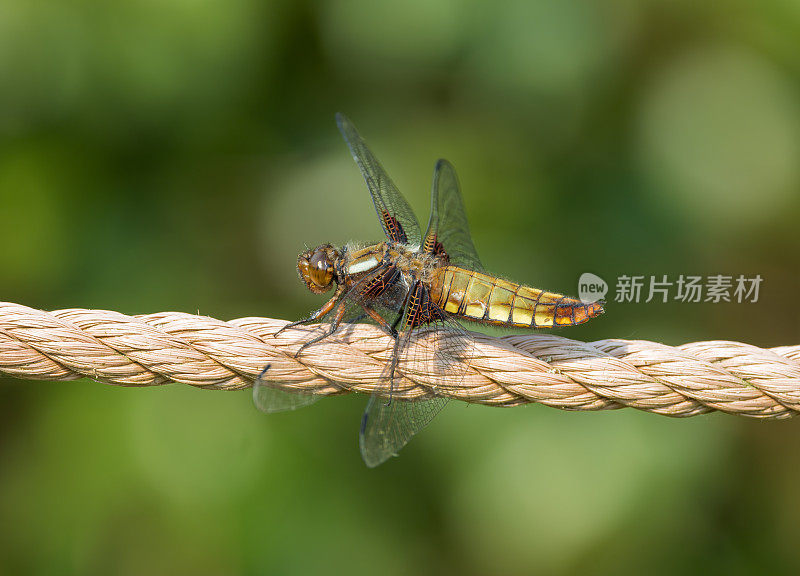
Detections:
297,244,339,294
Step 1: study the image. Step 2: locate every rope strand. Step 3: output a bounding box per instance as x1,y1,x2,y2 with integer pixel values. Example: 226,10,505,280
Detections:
1,302,799,418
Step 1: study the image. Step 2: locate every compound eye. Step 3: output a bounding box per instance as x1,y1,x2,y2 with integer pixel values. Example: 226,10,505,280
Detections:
309,251,330,273
310,267,333,288
302,249,334,291
297,246,336,294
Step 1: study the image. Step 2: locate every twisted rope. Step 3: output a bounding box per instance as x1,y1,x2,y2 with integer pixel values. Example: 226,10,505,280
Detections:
1,302,799,419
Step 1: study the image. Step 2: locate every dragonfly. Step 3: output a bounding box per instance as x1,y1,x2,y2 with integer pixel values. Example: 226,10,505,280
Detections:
255,113,604,467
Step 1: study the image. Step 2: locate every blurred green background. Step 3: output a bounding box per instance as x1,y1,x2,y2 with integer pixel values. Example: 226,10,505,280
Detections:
2,0,800,574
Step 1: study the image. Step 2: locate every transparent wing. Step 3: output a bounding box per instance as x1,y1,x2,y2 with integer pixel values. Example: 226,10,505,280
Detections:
336,113,422,247
253,373,321,413
254,387,319,413
424,159,485,273
360,394,447,468
359,309,475,468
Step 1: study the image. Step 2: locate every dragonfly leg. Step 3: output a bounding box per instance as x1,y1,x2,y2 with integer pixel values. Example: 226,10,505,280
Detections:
383,335,405,407
276,285,344,337
257,363,272,380
390,289,413,333
361,305,398,338
382,279,420,406
294,301,347,357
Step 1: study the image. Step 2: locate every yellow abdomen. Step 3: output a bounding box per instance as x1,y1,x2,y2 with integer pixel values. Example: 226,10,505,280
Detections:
428,267,603,328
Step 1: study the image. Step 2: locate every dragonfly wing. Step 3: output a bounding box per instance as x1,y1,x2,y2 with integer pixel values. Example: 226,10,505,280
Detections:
336,113,422,247
424,159,485,273
253,380,321,413
359,308,475,467
360,394,448,468
253,365,322,413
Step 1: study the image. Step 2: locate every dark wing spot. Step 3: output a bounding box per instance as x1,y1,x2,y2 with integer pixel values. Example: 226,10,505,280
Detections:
359,265,401,299
423,233,450,263
403,283,447,330
382,211,409,244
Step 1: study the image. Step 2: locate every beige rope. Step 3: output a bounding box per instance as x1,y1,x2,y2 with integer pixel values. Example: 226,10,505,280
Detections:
1,301,799,419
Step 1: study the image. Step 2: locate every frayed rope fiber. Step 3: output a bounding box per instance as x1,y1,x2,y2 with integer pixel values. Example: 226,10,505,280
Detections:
1,302,799,418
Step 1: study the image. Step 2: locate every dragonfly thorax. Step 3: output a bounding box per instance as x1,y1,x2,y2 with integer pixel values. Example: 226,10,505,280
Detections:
388,244,439,284
297,244,341,294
